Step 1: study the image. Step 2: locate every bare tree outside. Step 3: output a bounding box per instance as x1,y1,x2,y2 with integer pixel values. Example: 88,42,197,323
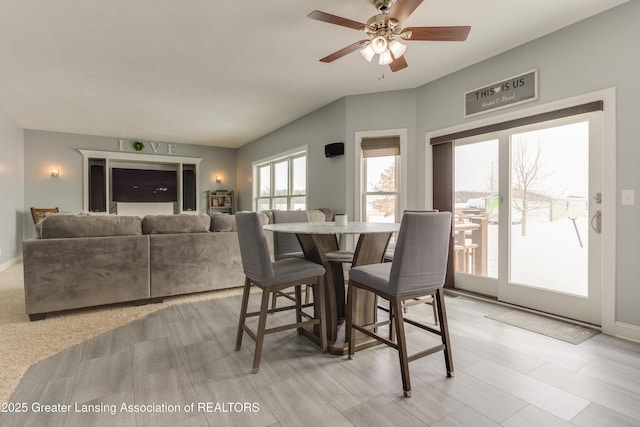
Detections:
511,136,553,236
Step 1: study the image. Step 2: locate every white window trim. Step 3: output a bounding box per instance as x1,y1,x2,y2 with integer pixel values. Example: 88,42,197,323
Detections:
425,88,617,337
354,129,408,222
252,145,308,211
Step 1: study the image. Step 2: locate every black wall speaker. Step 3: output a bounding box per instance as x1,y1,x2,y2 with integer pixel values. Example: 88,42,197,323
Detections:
182,168,196,211
89,163,106,212
325,142,344,158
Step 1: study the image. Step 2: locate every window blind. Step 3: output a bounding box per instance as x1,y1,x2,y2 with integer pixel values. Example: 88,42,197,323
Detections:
361,136,401,158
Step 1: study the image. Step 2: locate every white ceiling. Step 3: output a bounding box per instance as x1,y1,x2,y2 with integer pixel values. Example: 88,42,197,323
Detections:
0,0,627,148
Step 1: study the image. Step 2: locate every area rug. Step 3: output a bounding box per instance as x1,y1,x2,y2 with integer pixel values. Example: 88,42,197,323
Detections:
486,309,600,345
0,262,243,403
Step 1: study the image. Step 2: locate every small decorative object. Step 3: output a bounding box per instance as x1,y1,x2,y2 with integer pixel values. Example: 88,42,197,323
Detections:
335,214,347,226
132,141,144,151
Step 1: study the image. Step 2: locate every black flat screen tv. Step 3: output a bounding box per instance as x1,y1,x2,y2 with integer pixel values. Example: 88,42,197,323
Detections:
112,168,177,203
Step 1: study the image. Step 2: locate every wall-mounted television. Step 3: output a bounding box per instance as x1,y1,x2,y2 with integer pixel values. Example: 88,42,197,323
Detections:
111,168,177,203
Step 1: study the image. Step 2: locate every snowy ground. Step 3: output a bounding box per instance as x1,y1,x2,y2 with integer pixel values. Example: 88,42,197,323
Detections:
481,217,588,296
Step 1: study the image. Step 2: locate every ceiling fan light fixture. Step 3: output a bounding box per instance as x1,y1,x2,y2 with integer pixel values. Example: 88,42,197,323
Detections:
399,30,413,40
370,35,388,54
388,39,407,58
378,49,393,65
360,44,376,62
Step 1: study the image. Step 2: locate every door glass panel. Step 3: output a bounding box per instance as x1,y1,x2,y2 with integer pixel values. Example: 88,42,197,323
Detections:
509,121,589,296
454,139,499,278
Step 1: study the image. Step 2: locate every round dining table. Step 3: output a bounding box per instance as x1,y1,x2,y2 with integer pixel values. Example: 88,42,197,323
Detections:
263,221,400,355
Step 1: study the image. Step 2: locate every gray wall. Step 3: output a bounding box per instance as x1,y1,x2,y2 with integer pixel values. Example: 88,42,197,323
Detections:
236,1,640,328
237,98,347,213
345,89,418,218
23,130,237,238
0,112,25,264
416,0,640,327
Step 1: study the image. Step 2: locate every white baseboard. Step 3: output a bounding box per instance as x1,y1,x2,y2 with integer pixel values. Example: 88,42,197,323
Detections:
615,321,640,344
0,256,22,272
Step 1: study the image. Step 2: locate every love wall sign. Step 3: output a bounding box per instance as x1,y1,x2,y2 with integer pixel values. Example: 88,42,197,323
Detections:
464,69,538,117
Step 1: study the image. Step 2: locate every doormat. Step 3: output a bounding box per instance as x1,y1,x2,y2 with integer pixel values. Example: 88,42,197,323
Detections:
486,310,600,344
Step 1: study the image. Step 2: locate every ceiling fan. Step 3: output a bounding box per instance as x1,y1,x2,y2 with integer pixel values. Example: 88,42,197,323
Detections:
307,0,470,72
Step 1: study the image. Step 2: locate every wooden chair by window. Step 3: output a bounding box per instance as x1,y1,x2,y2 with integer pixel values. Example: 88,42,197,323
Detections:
30,207,59,225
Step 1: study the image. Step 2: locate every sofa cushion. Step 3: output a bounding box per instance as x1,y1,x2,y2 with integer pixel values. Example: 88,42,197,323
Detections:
40,215,142,239
210,212,269,232
142,214,210,235
308,209,329,223
260,210,274,225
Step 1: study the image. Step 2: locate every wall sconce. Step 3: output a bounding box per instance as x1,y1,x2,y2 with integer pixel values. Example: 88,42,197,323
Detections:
50,168,60,178
216,176,222,183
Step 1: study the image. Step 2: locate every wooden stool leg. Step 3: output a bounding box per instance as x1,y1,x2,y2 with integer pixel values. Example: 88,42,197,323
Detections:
235,278,251,350
252,290,271,374
435,288,454,377
315,277,327,352
431,296,438,325
347,282,357,359
295,285,303,334
389,301,396,342
393,297,411,397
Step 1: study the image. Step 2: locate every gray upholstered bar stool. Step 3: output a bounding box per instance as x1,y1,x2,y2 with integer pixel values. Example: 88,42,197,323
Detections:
235,212,327,374
271,210,311,309
387,209,440,324
346,211,453,397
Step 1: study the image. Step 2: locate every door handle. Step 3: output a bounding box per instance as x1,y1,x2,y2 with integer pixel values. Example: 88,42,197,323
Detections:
591,210,602,234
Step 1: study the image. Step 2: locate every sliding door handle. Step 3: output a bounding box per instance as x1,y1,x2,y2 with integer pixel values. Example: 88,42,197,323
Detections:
591,210,602,234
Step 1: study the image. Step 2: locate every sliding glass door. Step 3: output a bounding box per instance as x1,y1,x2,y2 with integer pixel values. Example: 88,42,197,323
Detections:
454,113,603,324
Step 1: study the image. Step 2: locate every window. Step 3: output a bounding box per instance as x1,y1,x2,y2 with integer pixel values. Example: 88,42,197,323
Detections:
361,136,401,223
254,148,307,211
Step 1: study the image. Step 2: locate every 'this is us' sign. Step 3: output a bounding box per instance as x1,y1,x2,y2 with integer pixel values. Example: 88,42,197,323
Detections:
464,69,538,117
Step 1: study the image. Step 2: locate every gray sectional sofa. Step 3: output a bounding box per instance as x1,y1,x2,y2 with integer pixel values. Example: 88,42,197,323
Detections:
22,209,331,320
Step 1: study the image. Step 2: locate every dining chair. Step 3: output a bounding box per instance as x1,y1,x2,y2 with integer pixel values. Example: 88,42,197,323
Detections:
30,207,59,225
271,210,312,309
389,209,439,324
346,210,453,397
235,212,327,373
384,250,438,325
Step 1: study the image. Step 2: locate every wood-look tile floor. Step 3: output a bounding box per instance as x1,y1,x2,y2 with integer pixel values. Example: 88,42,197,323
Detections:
2,293,640,427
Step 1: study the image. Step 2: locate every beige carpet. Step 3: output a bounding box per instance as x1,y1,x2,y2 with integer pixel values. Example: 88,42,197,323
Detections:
486,309,600,344
0,262,244,403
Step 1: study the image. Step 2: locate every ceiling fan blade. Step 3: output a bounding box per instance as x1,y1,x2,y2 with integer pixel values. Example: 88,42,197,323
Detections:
386,0,423,25
389,55,408,72
402,26,471,41
320,40,369,63
307,10,367,31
